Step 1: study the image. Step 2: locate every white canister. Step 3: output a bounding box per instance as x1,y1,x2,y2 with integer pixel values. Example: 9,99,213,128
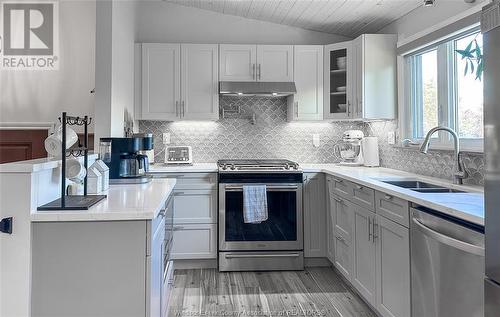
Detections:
362,137,380,167
91,160,109,191
87,166,103,194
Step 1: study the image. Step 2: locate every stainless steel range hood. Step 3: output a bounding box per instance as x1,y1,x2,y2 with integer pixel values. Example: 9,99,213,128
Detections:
219,81,296,97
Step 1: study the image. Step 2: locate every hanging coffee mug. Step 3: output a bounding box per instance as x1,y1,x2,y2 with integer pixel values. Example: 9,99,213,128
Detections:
44,124,78,157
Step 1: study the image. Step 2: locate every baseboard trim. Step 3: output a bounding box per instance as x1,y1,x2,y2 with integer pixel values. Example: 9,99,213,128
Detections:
173,259,217,270
172,257,332,270
305,257,332,267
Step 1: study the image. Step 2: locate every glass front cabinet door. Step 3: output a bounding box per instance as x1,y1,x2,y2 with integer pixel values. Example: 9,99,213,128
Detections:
324,42,353,120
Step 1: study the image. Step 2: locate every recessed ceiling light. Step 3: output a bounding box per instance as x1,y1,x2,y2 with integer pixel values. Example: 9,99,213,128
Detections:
424,0,435,6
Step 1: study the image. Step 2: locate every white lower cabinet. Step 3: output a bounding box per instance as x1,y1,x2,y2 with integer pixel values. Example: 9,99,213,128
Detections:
172,189,217,224
376,215,410,317
352,204,377,306
152,173,218,261
327,175,410,317
303,173,327,258
148,217,165,317
326,195,335,263
171,224,217,259
330,194,354,282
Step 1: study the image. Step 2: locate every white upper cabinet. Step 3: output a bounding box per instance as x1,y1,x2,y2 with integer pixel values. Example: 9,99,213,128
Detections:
290,45,323,121
220,44,293,82
324,41,353,120
324,34,397,120
141,43,181,121
139,43,219,121
257,45,294,82
181,44,219,120
353,34,397,120
219,44,257,81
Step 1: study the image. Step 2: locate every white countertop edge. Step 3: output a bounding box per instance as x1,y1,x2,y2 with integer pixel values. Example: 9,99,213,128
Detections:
0,154,98,173
307,165,484,226
31,178,177,222
148,163,218,173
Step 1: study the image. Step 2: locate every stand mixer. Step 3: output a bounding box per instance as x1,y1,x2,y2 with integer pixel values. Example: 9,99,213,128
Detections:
334,130,364,166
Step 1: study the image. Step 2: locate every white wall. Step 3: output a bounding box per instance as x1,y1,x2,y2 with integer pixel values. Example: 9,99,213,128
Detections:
0,0,96,127
135,1,350,44
379,0,487,40
94,0,137,143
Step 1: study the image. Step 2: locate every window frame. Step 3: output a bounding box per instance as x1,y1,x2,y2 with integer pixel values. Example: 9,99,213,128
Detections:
399,26,484,153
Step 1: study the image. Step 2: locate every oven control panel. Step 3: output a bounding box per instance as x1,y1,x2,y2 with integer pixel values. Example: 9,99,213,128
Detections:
165,146,192,164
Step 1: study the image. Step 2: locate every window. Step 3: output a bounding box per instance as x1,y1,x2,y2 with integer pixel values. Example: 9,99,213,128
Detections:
403,28,483,151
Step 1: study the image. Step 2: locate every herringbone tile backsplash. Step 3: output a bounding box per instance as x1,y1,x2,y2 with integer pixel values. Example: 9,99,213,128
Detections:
139,96,484,186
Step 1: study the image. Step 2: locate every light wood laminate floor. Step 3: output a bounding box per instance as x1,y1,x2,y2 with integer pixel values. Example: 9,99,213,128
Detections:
167,267,377,317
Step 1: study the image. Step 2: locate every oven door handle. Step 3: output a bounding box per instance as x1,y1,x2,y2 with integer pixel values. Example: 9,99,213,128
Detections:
224,185,299,191
225,253,301,259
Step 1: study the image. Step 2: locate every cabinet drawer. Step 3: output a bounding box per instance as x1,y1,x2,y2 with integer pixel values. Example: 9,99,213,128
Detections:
151,172,217,190
351,182,375,211
375,191,409,227
328,176,352,200
173,190,216,224
331,194,354,243
171,224,217,260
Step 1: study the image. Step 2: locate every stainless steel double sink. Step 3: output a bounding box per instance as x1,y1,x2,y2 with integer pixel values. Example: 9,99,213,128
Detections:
381,180,466,193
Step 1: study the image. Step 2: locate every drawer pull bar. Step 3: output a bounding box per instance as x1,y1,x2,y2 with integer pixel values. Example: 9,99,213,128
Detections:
225,253,300,259
356,185,363,190
384,194,393,200
225,185,298,191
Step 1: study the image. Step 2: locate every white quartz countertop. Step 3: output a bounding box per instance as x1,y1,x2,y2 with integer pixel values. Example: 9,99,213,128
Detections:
31,178,176,222
302,164,484,226
148,162,484,226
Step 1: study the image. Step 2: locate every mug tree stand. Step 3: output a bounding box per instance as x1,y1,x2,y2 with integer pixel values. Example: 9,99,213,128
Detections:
37,112,107,211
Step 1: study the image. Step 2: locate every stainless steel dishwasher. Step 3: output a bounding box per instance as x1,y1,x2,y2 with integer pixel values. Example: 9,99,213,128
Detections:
410,206,484,317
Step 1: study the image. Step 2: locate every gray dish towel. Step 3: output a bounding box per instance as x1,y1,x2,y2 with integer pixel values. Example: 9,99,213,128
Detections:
243,185,268,224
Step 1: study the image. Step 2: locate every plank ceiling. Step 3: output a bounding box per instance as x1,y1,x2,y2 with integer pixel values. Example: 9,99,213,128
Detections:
165,0,423,38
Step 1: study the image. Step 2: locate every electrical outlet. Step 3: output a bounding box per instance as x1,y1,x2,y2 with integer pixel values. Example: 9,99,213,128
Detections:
162,133,171,145
312,134,320,147
387,131,396,145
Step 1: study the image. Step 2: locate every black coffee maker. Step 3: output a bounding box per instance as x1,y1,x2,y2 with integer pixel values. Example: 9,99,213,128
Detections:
99,135,153,184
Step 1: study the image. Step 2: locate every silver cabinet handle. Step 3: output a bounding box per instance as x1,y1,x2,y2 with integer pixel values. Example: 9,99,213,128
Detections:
258,63,261,80
368,217,372,242
226,253,300,259
174,191,185,196
334,197,343,204
173,226,184,231
355,185,363,190
175,101,179,117
372,218,378,243
334,178,343,183
158,209,166,218
295,101,299,117
412,218,484,256
252,63,256,80
181,101,185,118
384,194,393,200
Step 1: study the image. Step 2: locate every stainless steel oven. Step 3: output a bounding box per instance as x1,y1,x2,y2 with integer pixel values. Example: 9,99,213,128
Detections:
218,159,304,271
